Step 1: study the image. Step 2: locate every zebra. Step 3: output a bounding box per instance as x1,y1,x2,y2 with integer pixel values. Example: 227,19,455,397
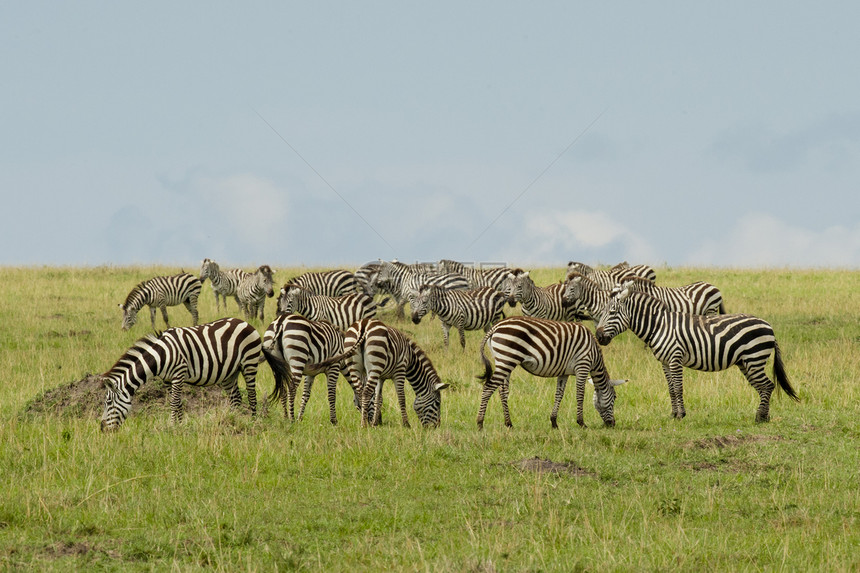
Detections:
277,284,387,331
100,317,262,431
236,265,275,321
616,275,725,315
437,259,513,297
287,269,358,297
594,289,799,422
262,313,359,424
501,269,588,322
561,272,614,322
354,262,382,297
375,260,469,318
199,258,246,312
476,316,626,429
409,285,508,349
567,261,657,290
309,318,449,427
119,272,202,331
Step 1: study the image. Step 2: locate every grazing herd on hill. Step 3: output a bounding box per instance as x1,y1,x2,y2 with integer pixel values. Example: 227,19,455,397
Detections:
100,259,799,432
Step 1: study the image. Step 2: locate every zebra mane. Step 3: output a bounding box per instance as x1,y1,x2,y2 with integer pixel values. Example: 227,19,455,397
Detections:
122,280,151,310
103,332,163,377
565,271,603,289
618,275,654,289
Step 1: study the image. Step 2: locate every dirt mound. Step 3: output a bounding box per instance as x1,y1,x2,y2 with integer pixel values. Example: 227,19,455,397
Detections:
22,374,233,419
510,457,594,477
686,434,784,449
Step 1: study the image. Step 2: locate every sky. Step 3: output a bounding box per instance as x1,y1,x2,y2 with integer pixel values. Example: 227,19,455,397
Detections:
3,2,860,269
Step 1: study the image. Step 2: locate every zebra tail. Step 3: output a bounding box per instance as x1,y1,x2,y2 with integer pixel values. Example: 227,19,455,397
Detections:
773,342,799,402
305,326,369,371
476,331,493,384
262,347,293,405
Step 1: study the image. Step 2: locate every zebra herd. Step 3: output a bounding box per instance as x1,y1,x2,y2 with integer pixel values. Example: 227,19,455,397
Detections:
100,258,799,432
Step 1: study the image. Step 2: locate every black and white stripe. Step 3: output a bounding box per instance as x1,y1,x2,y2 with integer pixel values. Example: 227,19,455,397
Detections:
409,285,508,349
476,316,624,429
277,284,386,330
199,259,246,312
286,270,358,297
594,290,799,422
616,275,725,315
236,265,275,321
567,261,657,290
437,259,512,294
375,260,469,318
262,313,358,424
561,272,613,322
502,269,587,321
119,272,202,331
100,317,262,431
354,262,382,297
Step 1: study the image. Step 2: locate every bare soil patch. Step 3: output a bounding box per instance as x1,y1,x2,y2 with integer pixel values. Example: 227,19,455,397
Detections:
685,434,784,450
509,456,594,477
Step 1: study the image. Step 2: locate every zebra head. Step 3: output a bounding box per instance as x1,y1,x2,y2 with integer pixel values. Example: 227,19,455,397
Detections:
409,284,435,324
119,303,137,331
594,288,631,345
277,284,297,314
255,265,275,298
100,376,132,432
199,258,216,281
412,381,449,427
500,269,526,306
562,273,584,307
589,376,627,427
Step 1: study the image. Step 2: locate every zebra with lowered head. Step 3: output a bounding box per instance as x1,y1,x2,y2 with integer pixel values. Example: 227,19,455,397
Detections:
277,284,387,331
100,317,262,431
595,288,799,422
409,285,509,349
477,316,626,429
119,272,202,331
262,313,359,424
236,265,275,321
502,269,588,322
199,258,247,312
310,318,449,427
287,269,358,297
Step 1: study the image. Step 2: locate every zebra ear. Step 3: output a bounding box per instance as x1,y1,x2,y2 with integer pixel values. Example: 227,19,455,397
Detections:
522,271,530,278
434,382,449,392
118,303,124,310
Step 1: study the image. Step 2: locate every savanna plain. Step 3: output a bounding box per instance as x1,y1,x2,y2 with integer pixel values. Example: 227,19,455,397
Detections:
0,265,858,572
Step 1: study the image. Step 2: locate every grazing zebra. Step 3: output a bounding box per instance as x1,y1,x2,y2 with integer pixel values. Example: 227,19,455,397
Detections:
236,265,275,321
502,269,588,321
277,284,387,330
287,269,358,297
100,317,262,431
310,318,449,427
616,275,725,315
437,259,512,296
375,260,469,318
476,316,626,429
567,261,657,290
409,285,508,349
262,313,359,424
561,272,614,322
594,289,799,422
119,273,202,331
199,258,246,312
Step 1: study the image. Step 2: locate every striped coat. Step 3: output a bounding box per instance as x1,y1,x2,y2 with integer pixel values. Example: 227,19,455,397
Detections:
119,273,202,331
409,285,508,349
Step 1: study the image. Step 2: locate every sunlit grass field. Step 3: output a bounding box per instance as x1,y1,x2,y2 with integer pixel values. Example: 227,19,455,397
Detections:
1,265,858,571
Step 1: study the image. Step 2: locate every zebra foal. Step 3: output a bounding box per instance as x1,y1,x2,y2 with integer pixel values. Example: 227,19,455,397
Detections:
409,285,508,349
100,317,262,431
477,316,625,429
595,289,799,422
119,272,202,331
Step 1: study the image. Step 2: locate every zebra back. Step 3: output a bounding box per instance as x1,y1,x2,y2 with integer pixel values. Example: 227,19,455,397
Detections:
288,270,358,297
410,285,507,331
278,284,381,330
618,275,724,316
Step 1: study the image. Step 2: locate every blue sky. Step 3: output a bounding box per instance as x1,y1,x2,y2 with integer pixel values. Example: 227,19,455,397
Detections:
3,2,859,268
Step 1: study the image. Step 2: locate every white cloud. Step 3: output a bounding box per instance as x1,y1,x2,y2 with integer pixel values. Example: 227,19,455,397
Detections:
197,174,290,247
688,214,860,268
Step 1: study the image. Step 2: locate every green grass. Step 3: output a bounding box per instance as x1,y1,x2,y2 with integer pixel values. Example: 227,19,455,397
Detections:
1,265,858,571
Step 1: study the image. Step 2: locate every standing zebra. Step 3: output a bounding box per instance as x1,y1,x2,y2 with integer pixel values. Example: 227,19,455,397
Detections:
262,313,359,424
310,318,449,427
100,317,262,431
354,262,382,297
287,269,358,297
595,289,799,422
375,260,469,318
409,285,509,349
119,272,202,331
236,265,275,321
277,285,387,330
437,260,513,297
561,272,613,322
567,261,657,290
502,269,588,321
616,275,725,315
199,258,246,312
476,316,626,429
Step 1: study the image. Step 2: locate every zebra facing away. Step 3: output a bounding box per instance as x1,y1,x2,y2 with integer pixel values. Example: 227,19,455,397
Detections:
595,289,799,422
236,265,275,321
262,313,359,424
287,270,358,297
100,317,262,431
199,258,247,312
120,273,202,331
277,284,387,331
409,285,509,349
616,275,725,316
477,316,626,430
310,318,449,427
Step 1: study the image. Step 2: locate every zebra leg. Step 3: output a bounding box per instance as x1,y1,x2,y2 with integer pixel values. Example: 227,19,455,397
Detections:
574,368,588,428
373,379,387,427
325,367,340,425
440,322,451,348
738,359,775,423
477,361,512,429
160,306,170,328
169,379,185,424
149,306,158,330
185,296,199,326
222,372,243,410
241,365,257,417
299,374,314,421
551,375,569,429
394,371,410,428
457,323,466,351
360,376,377,428
662,362,686,419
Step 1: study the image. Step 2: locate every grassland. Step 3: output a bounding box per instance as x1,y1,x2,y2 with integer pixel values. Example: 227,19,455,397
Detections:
0,265,858,571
